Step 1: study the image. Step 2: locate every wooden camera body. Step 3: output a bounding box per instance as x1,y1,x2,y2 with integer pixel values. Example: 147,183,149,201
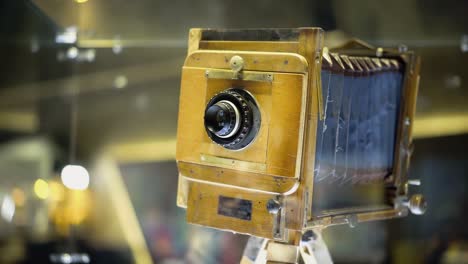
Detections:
176,28,422,244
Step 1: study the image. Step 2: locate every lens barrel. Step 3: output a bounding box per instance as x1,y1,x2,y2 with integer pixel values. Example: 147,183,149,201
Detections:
205,100,240,138
204,89,261,150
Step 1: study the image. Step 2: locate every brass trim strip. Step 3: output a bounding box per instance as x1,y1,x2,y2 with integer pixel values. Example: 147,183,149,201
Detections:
200,154,267,171
199,40,300,53
316,205,393,217
184,50,309,74
307,208,406,229
205,69,274,82
178,161,298,194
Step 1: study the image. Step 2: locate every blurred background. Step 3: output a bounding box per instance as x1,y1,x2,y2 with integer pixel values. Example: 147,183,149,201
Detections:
0,0,466,263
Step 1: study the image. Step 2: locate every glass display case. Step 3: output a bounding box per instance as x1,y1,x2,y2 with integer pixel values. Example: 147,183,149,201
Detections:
0,0,466,263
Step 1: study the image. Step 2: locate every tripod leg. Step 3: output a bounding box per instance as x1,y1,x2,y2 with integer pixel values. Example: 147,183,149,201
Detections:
241,231,333,264
299,230,333,264
241,237,300,264
241,236,268,264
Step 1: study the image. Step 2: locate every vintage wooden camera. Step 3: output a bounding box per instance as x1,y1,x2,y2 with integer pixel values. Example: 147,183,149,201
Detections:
176,28,424,253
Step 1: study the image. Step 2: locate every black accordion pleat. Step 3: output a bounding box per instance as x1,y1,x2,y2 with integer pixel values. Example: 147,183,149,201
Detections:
314,56,403,185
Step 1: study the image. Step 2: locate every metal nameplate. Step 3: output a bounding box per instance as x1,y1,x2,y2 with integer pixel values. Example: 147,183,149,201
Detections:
218,196,252,221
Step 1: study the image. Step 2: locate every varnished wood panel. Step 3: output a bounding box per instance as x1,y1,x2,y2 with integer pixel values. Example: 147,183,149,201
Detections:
392,53,421,194
176,66,307,182
178,161,298,194
184,50,308,74
186,181,276,239
177,29,321,240
187,28,202,55
267,73,306,176
202,77,273,164
199,40,299,53
293,28,324,224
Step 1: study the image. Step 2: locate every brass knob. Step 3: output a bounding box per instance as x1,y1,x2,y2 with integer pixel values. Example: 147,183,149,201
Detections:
230,55,244,76
408,194,427,215
266,199,281,214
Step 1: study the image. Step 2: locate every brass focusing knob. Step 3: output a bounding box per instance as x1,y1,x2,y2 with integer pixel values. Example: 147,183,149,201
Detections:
266,199,281,215
408,194,427,215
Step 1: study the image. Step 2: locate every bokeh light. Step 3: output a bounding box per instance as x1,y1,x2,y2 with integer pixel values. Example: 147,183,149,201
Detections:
1,195,15,222
61,165,90,190
12,188,25,207
34,179,49,200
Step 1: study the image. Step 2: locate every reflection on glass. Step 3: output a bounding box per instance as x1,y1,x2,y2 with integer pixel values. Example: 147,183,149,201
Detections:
0,0,466,262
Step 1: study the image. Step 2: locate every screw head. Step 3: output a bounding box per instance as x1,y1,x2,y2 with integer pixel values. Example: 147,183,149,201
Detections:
230,55,244,72
266,199,281,214
404,117,411,126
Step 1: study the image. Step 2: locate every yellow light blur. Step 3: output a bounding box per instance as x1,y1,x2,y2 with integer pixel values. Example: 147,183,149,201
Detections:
12,188,25,207
49,188,92,236
67,190,91,225
74,0,89,3
49,181,65,202
34,179,49,200
413,113,468,139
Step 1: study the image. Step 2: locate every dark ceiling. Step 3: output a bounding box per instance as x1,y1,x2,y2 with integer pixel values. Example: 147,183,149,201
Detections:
0,0,467,156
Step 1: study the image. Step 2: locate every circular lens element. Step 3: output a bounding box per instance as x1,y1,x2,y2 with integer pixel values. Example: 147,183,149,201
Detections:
204,100,240,138
204,89,261,150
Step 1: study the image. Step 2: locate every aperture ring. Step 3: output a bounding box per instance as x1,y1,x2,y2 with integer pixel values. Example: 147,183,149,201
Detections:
204,88,259,150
